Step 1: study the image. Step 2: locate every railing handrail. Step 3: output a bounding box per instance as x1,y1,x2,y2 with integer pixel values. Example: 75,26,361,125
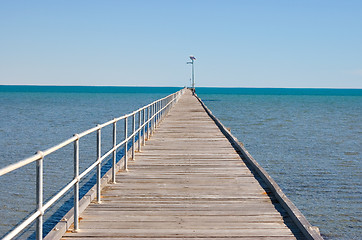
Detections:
0,88,185,240
0,90,181,176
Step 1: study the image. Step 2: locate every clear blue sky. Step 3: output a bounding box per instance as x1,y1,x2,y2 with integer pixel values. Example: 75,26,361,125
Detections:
0,0,361,88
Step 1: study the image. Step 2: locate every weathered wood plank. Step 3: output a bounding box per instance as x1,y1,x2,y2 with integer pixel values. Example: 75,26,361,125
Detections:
65,238,299,240
62,228,299,237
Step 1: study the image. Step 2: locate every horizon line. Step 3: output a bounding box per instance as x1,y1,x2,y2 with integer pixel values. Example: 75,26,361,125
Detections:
0,84,361,90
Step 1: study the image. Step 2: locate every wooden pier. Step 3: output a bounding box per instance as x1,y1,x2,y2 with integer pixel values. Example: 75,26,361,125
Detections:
59,90,320,240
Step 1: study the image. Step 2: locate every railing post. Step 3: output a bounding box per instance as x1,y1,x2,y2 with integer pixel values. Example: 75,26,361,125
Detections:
166,97,172,114
145,107,148,142
73,135,79,232
132,114,136,160
157,102,159,126
142,108,146,145
96,126,101,204
160,100,163,120
151,104,154,135
158,101,161,123
138,111,141,152
165,99,167,116
156,102,158,126
147,106,151,139
112,121,117,183
124,117,128,171
36,151,44,240
157,101,161,123
144,108,146,141
153,103,156,132
154,103,156,128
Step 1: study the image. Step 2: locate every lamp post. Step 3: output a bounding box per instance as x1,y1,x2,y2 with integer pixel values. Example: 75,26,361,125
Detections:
187,55,196,93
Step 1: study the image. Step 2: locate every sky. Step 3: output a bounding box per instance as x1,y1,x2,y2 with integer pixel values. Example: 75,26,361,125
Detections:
0,0,361,88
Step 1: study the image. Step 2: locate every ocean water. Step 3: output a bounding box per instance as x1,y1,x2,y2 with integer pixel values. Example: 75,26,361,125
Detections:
0,86,361,239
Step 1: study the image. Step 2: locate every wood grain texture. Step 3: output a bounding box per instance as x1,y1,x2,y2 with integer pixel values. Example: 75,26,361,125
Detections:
62,90,305,240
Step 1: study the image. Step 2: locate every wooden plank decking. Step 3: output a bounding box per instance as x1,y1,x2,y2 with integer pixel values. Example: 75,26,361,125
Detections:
62,90,305,240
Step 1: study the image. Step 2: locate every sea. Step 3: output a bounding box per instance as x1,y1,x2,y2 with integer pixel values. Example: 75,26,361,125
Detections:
0,85,361,240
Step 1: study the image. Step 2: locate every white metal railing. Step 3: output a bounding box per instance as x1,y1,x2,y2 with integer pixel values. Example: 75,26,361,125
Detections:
0,88,185,240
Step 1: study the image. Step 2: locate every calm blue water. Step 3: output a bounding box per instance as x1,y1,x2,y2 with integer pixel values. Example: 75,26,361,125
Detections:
0,86,361,239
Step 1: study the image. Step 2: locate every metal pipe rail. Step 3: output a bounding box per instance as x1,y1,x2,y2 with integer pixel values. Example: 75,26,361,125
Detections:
0,88,185,240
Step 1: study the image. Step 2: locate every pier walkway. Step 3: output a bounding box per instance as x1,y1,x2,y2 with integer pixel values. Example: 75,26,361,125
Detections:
60,90,314,240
